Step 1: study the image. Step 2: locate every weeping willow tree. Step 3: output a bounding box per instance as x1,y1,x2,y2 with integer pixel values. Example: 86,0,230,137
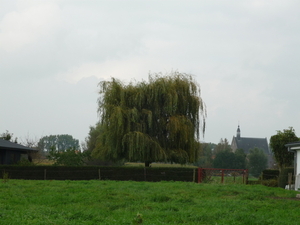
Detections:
91,71,206,167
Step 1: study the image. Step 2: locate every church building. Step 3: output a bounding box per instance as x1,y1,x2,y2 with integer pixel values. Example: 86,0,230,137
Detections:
231,126,270,155
231,126,273,168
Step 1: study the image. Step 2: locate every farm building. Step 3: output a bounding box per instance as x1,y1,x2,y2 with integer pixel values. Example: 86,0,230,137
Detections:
285,141,300,191
0,139,37,165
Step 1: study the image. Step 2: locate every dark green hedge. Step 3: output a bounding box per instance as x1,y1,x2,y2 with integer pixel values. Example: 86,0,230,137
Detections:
0,166,197,182
260,179,278,187
261,169,279,180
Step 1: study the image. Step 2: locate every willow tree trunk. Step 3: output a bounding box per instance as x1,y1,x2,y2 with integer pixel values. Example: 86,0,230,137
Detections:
145,161,151,167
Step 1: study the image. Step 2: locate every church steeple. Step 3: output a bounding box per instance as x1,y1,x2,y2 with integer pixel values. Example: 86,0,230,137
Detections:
237,125,241,140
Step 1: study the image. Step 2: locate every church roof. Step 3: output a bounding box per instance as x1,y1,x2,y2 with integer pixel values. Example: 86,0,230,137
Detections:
232,136,270,155
0,139,37,152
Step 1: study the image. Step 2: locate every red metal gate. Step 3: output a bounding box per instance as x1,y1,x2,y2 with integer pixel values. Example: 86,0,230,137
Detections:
198,168,248,184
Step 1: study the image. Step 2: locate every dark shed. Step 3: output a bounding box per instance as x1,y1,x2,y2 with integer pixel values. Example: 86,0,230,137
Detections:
0,139,37,165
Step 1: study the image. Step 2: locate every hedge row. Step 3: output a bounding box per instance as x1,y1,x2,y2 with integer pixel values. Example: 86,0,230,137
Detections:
0,166,197,182
260,169,279,180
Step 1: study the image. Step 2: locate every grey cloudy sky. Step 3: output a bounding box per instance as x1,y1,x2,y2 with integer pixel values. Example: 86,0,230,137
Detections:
1,0,300,146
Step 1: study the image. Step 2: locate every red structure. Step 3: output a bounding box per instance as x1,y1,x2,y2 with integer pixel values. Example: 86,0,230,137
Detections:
198,168,248,184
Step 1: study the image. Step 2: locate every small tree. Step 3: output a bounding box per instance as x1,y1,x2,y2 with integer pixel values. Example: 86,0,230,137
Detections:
20,135,41,164
269,127,299,171
0,130,18,143
248,148,267,177
47,147,90,166
194,142,215,167
233,148,247,169
213,148,246,169
85,123,104,152
213,150,236,169
213,138,231,154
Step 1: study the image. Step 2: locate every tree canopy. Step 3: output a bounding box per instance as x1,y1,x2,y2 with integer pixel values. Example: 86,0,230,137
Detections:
194,142,215,168
234,148,247,169
85,123,104,153
47,147,90,166
91,72,206,167
213,138,231,154
247,148,267,177
38,134,80,152
270,127,299,171
213,148,246,169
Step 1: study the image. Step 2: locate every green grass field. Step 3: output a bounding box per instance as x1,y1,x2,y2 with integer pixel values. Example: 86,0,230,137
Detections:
0,179,299,225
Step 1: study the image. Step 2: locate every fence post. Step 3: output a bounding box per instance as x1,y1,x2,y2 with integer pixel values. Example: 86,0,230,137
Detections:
243,170,245,184
243,169,248,184
221,169,224,184
98,168,101,180
144,167,147,181
288,173,292,190
193,169,196,182
198,168,202,183
44,169,46,180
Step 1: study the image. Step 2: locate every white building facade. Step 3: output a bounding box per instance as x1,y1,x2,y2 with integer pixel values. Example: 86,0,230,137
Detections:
285,142,300,191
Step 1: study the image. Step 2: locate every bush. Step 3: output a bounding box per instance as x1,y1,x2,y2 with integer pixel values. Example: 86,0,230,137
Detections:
47,147,90,166
260,169,279,180
16,158,35,166
247,180,261,185
261,179,278,187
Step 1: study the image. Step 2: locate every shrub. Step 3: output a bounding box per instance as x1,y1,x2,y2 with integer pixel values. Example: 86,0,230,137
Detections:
2,171,9,183
261,179,278,187
247,180,261,185
260,169,279,180
47,147,91,166
16,158,34,166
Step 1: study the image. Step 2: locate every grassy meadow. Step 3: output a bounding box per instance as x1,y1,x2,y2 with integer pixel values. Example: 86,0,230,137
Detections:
0,179,299,225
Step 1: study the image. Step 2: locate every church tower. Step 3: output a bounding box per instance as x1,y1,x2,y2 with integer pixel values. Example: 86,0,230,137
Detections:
237,125,241,140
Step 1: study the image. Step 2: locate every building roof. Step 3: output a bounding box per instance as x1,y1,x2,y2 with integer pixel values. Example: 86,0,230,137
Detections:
285,141,300,147
232,137,270,154
0,139,37,152
285,141,300,152
231,126,270,155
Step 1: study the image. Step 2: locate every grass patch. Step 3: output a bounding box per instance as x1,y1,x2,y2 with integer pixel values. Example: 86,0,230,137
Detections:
0,180,299,224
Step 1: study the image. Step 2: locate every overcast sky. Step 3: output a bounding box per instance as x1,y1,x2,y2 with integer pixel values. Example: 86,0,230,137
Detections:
1,0,300,146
